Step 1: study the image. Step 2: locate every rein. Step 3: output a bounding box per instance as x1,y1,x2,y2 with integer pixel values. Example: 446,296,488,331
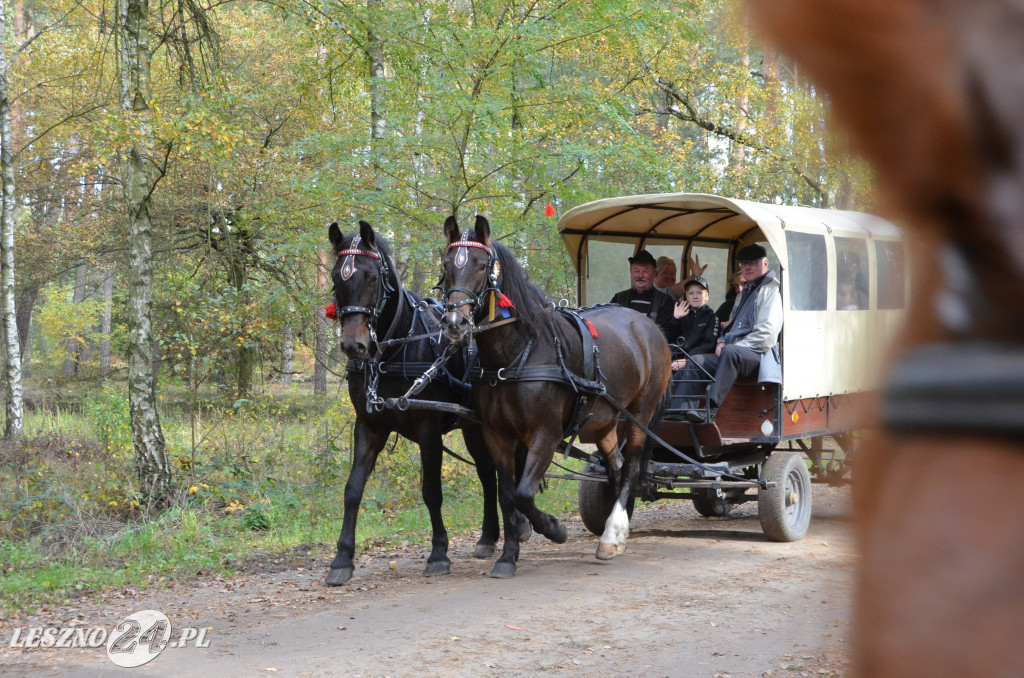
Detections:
440,239,750,482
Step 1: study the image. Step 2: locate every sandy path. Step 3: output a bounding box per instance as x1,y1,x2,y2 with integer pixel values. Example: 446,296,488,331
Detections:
1,485,853,677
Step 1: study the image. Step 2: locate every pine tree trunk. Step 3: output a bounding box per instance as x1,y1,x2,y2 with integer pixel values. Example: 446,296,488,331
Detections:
763,44,780,130
121,0,169,500
226,250,252,398
15,281,37,366
21,313,31,380
0,0,23,439
279,302,294,386
62,258,87,377
99,270,113,375
313,250,328,397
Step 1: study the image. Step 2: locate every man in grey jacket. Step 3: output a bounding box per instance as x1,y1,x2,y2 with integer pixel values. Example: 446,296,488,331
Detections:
676,243,783,424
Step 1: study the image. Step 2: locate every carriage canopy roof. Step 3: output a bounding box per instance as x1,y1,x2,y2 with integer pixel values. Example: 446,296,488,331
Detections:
557,192,902,270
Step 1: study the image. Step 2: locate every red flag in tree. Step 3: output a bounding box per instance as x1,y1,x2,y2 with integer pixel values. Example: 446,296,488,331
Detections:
544,202,556,217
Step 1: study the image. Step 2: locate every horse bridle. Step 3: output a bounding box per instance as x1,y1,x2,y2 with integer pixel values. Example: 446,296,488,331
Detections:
334,237,402,347
442,239,500,324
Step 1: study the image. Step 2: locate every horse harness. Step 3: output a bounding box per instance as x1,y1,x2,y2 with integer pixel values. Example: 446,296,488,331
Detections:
337,239,472,413
882,246,1024,438
443,238,610,444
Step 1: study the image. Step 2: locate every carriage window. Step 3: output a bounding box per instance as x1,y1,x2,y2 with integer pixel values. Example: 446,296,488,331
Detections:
835,237,869,310
876,240,906,309
687,245,729,310
785,231,827,311
582,240,638,306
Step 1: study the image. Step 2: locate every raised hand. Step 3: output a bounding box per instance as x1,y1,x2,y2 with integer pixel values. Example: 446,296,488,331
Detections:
674,299,691,318
687,254,708,278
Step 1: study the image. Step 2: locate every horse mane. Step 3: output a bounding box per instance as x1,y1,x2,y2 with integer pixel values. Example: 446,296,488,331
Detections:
491,240,571,343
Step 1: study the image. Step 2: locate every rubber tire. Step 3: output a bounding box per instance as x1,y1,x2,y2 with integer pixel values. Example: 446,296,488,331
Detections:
758,451,813,542
577,463,634,536
692,490,734,517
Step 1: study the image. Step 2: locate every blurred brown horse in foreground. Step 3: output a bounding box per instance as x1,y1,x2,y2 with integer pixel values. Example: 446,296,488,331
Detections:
749,1,1024,675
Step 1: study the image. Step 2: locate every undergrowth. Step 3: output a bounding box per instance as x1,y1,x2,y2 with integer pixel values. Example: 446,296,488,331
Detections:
0,378,580,618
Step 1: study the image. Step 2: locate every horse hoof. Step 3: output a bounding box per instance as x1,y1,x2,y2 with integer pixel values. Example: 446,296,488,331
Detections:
325,566,354,586
616,542,627,556
472,543,496,559
489,562,517,579
422,560,451,577
516,518,533,544
595,543,618,561
550,522,568,544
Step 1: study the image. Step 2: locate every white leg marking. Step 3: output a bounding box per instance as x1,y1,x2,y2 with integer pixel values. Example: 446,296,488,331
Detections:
599,501,630,547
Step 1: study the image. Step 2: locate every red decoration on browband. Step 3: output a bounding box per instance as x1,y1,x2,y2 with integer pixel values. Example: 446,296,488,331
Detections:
325,303,337,320
336,248,380,259
339,235,379,281
447,240,492,254
449,236,490,270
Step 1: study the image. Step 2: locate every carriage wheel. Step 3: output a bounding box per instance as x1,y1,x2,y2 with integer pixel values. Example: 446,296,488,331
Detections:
758,451,812,542
577,463,634,536
691,489,734,517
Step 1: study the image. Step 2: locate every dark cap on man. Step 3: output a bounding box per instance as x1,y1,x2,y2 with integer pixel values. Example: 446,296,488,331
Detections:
628,249,657,268
737,243,768,261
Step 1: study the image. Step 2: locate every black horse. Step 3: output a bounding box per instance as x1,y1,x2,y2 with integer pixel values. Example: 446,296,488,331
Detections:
325,220,526,586
438,215,671,578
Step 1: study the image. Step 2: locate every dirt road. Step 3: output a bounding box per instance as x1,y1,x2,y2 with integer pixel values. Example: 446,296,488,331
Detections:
1,486,853,677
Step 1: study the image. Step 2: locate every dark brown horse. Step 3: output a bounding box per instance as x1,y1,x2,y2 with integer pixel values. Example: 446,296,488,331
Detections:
748,1,1024,675
438,215,671,577
325,220,526,586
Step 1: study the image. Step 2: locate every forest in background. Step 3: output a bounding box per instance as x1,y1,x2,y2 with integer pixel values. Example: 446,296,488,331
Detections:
0,0,871,610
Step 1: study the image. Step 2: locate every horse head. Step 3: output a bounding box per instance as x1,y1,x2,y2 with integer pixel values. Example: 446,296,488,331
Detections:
328,219,391,360
439,214,498,344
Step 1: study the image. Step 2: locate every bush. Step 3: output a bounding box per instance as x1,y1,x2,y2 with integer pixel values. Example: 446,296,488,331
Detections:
82,387,132,454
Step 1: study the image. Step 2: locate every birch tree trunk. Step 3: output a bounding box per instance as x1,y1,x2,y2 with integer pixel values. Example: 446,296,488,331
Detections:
120,0,169,500
367,0,387,193
0,0,23,439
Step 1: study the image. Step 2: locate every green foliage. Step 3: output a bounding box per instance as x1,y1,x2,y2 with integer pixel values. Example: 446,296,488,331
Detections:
82,387,133,454
34,284,103,366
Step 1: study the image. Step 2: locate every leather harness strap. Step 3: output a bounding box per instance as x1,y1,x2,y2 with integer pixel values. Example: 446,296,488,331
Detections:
883,342,1024,437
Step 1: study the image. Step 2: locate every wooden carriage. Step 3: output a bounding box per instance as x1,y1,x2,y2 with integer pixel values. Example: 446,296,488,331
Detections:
556,193,907,539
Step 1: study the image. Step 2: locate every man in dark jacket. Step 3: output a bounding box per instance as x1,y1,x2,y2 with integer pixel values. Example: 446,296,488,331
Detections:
611,249,674,336
674,244,783,424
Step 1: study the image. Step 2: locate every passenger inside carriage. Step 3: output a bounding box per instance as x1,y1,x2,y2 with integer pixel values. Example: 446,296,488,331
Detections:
837,280,865,310
666,276,720,372
670,244,784,424
610,249,675,337
716,270,745,326
653,256,678,297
